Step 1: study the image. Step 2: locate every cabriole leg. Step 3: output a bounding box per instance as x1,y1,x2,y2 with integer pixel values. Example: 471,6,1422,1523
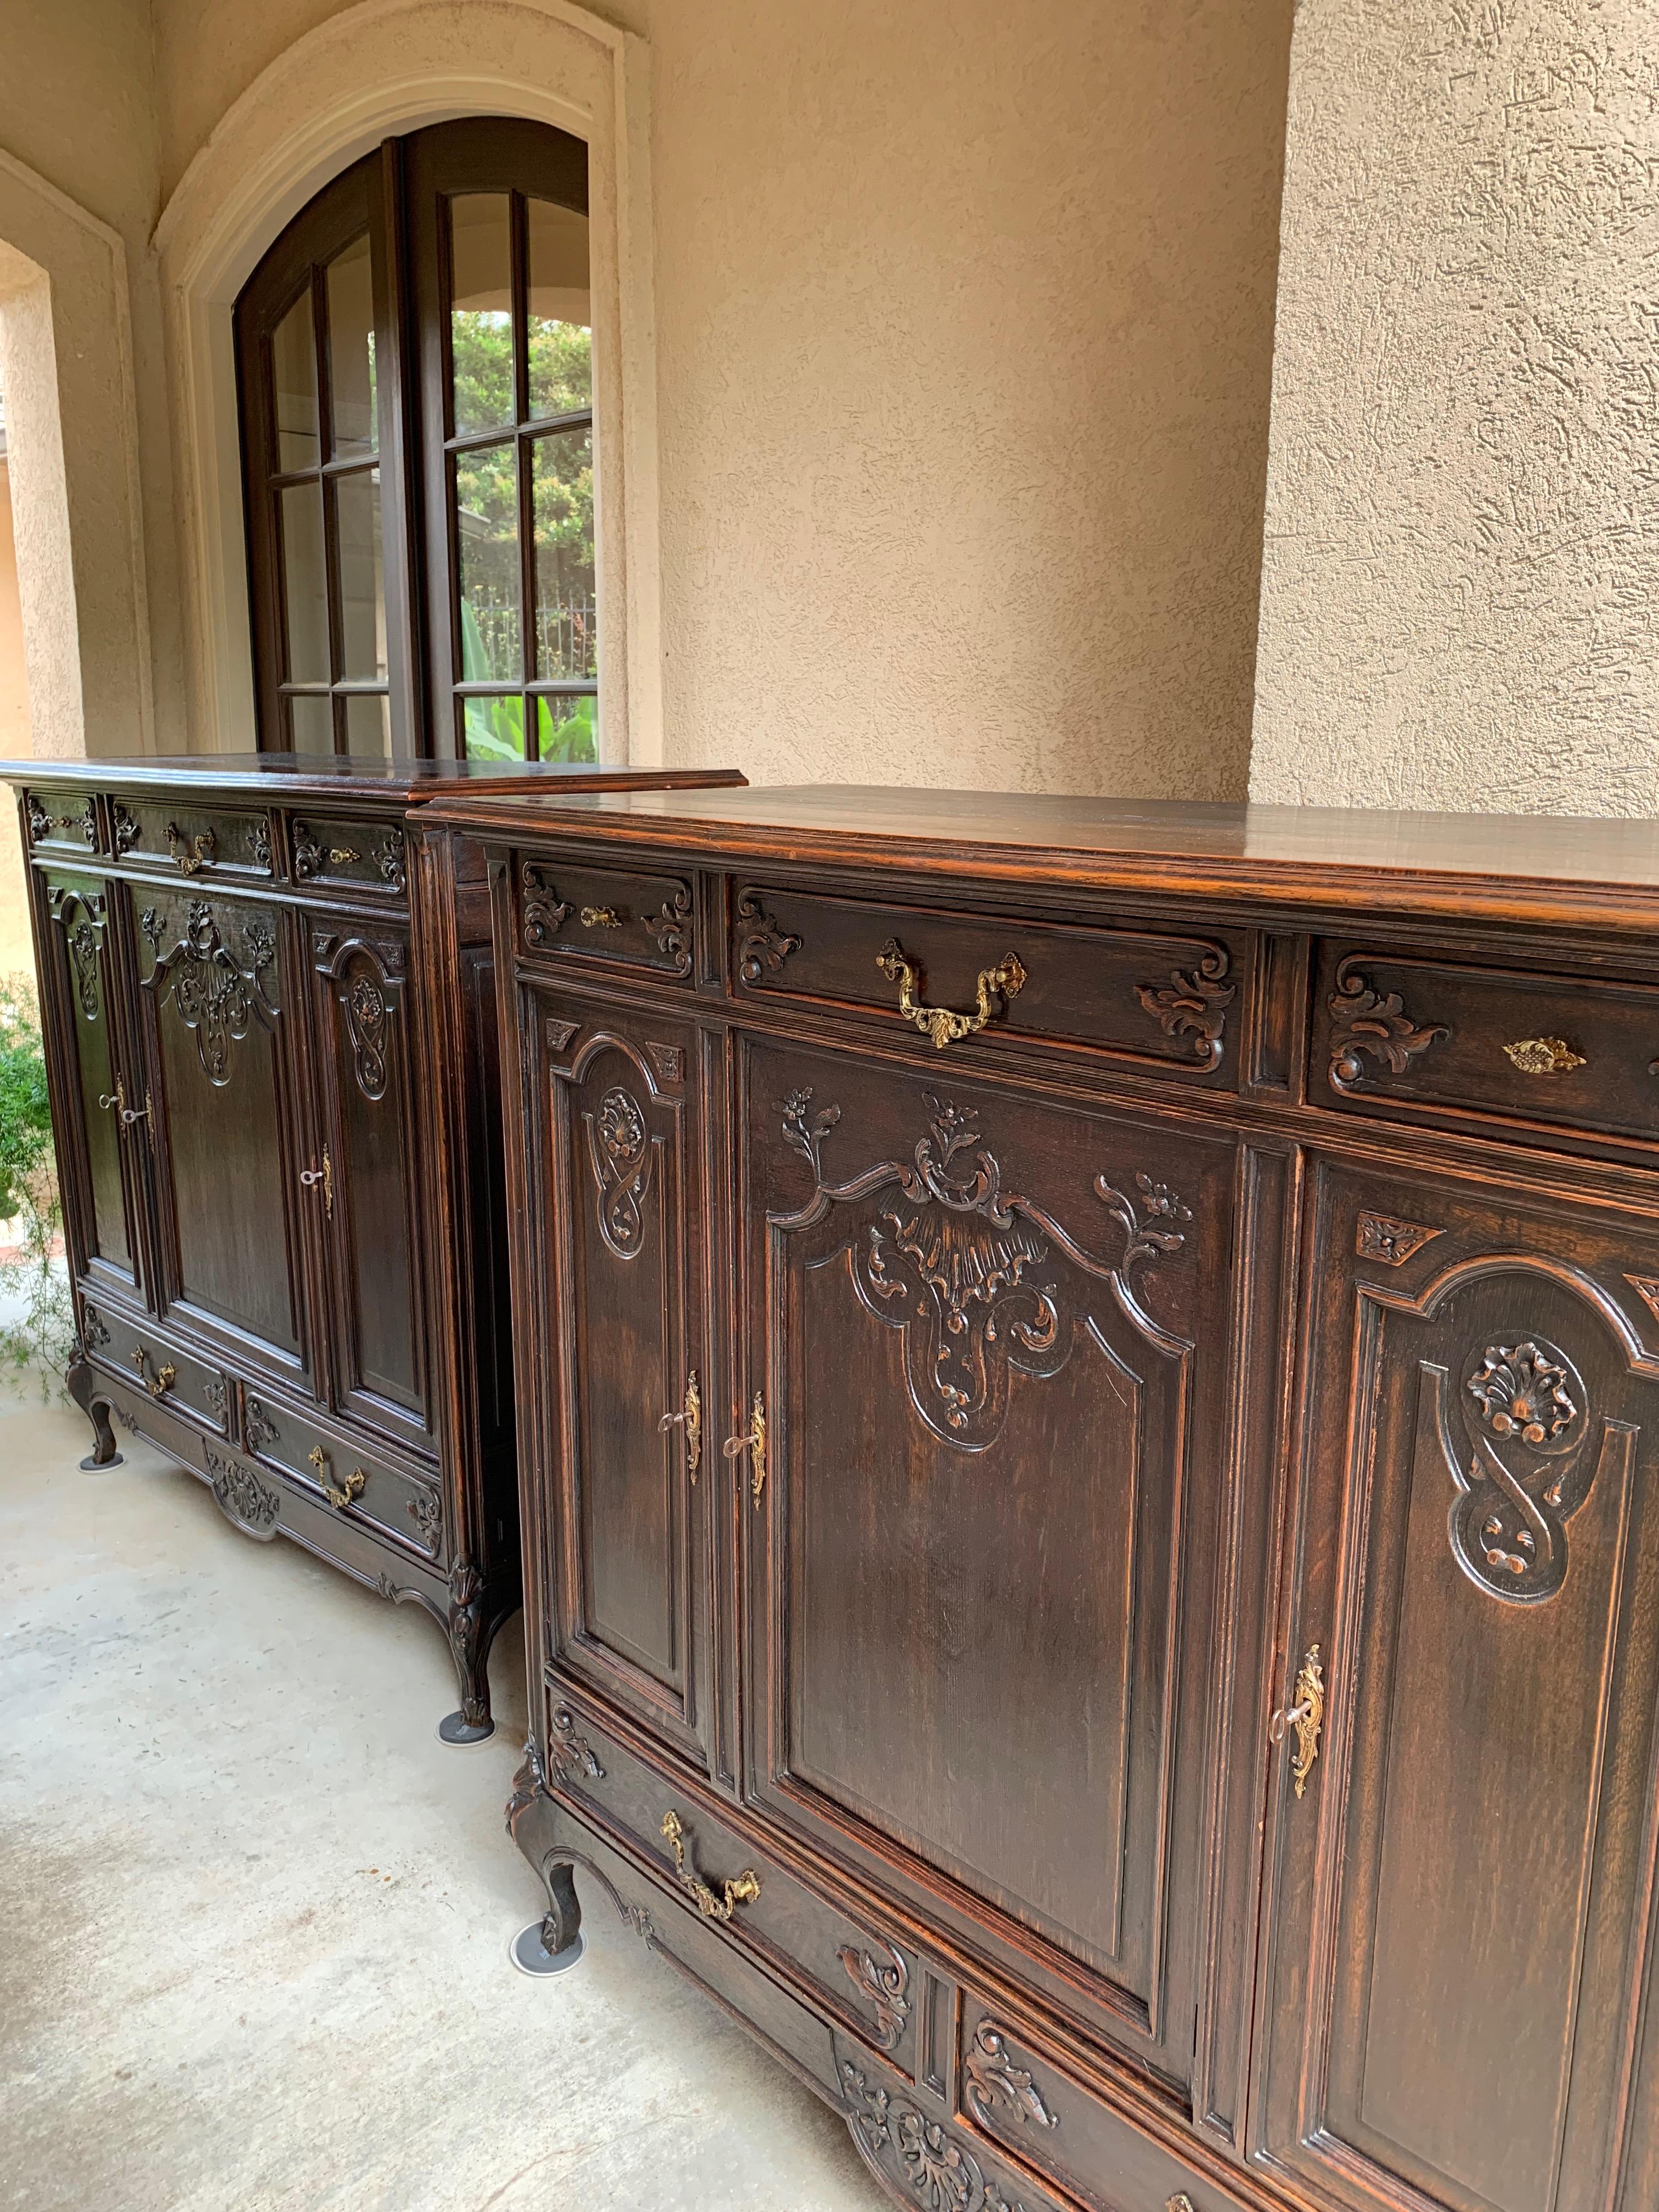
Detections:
68,1348,122,1471
436,1559,495,1745
510,1860,584,1976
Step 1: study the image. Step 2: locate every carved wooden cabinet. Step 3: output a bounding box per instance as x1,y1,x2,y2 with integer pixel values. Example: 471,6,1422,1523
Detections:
441,784,1659,2212
5,756,741,1740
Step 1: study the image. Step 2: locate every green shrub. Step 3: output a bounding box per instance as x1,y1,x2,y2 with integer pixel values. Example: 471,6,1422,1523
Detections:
0,977,74,1395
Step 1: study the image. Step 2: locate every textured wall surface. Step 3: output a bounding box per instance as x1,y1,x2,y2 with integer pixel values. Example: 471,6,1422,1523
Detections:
1252,0,1659,813
147,0,1293,797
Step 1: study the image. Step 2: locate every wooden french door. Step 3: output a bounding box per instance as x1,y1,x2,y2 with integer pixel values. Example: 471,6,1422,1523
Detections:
235,119,595,764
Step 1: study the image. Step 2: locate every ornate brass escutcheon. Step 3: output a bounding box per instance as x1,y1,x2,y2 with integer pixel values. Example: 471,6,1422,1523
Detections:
659,1370,702,1481
1503,1036,1585,1075
1269,1645,1325,1800
580,905,624,929
875,936,1026,1050
307,1444,366,1510
723,1391,766,1504
131,1347,177,1399
659,1808,761,1921
328,846,360,864
166,822,217,876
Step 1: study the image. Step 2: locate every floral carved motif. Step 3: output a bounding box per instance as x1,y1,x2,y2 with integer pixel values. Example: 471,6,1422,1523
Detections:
249,815,273,872
837,1941,911,2051
585,1084,654,1259
645,883,694,974
1441,1335,1620,1602
782,1089,1189,1449
204,1376,229,1429
378,826,406,895
735,891,801,984
1328,958,1448,1094
291,820,324,881
521,864,571,948
66,916,102,1022
505,1737,546,1833
111,804,140,855
244,1397,279,1452
963,2019,1058,2131
546,1705,606,1784
81,1301,111,1351
25,795,50,843
545,1017,580,1053
206,1448,281,1539
1356,1213,1442,1267
1135,945,1236,1069
406,1486,442,1556
151,901,278,1085
842,2063,980,2212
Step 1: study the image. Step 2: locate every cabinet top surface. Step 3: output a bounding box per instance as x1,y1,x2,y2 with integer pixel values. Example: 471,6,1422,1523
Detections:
426,782,1659,929
1,754,746,804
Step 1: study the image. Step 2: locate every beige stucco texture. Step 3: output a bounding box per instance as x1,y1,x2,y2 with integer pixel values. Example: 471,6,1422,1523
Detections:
1252,0,1659,815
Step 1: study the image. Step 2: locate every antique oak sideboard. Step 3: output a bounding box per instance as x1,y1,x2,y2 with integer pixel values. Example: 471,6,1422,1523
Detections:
3,755,741,1740
435,782,1659,2212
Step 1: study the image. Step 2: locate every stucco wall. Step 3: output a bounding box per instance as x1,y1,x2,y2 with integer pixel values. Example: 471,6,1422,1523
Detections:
0,459,34,978
149,0,1293,796
1251,0,1659,814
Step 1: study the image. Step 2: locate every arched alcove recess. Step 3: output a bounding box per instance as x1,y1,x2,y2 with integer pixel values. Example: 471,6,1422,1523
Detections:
0,150,154,763
154,0,662,763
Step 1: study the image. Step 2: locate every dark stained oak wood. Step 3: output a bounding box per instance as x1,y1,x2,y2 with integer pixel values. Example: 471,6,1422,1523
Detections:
466,783,1659,2212
5,755,742,1737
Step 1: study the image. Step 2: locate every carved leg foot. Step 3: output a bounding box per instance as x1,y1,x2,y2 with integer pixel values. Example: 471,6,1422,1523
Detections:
510,1860,584,1977
436,1560,495,1744
68,1351,122,1471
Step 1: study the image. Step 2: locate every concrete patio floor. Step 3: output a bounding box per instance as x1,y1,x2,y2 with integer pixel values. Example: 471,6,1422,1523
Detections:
0,1387,879,2212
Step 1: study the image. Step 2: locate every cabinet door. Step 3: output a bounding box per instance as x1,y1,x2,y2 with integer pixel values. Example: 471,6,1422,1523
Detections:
736,1035,1237,2084
529,992,711,1770
1256,1159,1659,2212
40,871,147,1305
133,888,317,1391
308,921,431,1454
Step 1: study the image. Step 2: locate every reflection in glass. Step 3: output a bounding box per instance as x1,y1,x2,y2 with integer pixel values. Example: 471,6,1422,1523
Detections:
280,481,329,681
456,442,519,681
461,695,525,761
532,427,595,681
272,287,319,471
449,194,514,436
288,695,334,753
343,693,391,755
535,694,597,763
327,233,377,460
337,468,386,680
527,198,591,420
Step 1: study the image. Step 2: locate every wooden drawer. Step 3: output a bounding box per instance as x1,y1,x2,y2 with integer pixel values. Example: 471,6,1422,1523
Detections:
543,1692,919,2070
81,1296,229,1439
512,853,695,978
730,881,1243,1080
238,1391,444,1563
108,798,274,883
951,1997,1254,2212
24,787,100,857
1315,943,1659,1146
287,814,408,900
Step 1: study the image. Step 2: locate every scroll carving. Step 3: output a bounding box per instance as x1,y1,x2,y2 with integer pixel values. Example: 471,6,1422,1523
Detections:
291,820,324,881
842,2062,980,2212
1134,945,1235,1069
204,1376,229,1428
406,1486,442,1556
505,1737,546,1833
61,905,103,1022
545,1017,579,1052
81,1302,111,1351
206,1448,281,1539
25,795,49,843
585,1084,655,1259
1437,1334,1627,1602
546,1705,606,1784
963,2019,1058,2131
1626,1274,1659,1330
645,883,694,973
837,1941,911,2050
647,1042,684,1085
379,826,406,895
521,864,571,947
781,1088,1188,1449
111,803,140,855
735,891,801,984
149,901,278,1085
1356,1213,1443,1267
249,815,272,871
244,1397,279,1451
1328,958,1448,1093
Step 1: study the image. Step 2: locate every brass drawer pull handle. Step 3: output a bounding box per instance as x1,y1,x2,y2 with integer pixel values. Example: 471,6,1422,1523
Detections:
166,822,217,874
298,1148,334,1217
1504,1036,1585,1075
660,1809,761,1920
1268,1645,1325,1800
328,845,360,865
307,1445,366,1510
659,1369,702,1480
723,1391,766,1504
876,936,1025,1051
131,1348,177,1398
580,905,623,929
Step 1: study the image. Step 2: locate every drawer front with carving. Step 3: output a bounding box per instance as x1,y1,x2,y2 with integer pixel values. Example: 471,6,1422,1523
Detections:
107,799,275,883
512,855,695,978
25,787,101,858
731,881,1244,1080
81,1301,229,1439
539,1692,920,2072
287,814,409,901
239,1392,445,1564
1314,942,1659,1146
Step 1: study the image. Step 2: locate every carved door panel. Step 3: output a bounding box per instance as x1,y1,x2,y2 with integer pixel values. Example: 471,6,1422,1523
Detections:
134,889,317,1392
308,921,431,1454
737,1036,1237,2081
1256,1160,1659,2212
40,872,148,1306
533,993,711,1770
